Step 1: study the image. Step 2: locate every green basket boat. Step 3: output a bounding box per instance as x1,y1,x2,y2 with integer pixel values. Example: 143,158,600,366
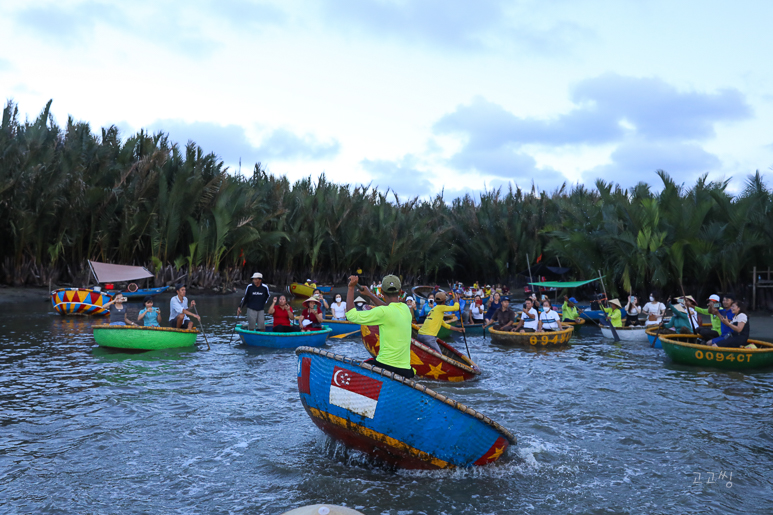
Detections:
659,333,773,370
93,325,199,350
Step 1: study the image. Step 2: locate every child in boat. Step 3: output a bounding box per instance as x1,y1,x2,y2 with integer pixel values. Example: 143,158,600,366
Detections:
103,294,136,326
137,296,161,327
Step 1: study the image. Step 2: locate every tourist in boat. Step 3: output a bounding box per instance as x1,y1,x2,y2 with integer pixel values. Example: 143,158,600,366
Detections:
137,296,161,327
601,298,623,328
561,296,582,323
484,292,501,325
624,295,641,326
416,291,465,352
300,296,324,331
330,294,347,320
469,294,485,325
512,298,539,333
268,295,299,332
538,299,563,331
709,301,751,348
417,293,435,321
345,274,414,379
484,284,492,297
695,294,722,340
313,288,330,316
680,295,701,330
354,295,368,311
304,278,316,288
659,300,694,334
404,296,417,323
103,294,136,326
642,293,666,326
237,272,270,331
169,284,199,330
484,296,517,331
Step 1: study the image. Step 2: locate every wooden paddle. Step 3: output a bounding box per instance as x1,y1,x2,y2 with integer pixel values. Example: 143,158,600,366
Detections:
330,329,360,339
193,304,210,350
447,282,472,360
597,270,620,342
679,283,698,335
228,310,240,344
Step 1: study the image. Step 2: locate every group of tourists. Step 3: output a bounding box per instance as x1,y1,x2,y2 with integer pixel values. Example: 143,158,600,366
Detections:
104,284,201,329
589,290,753,348
480,295,563,333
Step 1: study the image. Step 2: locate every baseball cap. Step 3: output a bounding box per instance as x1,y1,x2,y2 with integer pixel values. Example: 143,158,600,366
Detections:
381,275,401,293
568,297,578,304
708,294,720,302
502,296,510,302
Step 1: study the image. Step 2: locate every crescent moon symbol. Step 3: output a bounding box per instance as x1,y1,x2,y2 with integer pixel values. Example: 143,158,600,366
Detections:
333,370,343,386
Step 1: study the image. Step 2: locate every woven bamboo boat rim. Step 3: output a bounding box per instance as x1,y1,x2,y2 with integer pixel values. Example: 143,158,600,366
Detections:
488,326,573,338
658,333,773,352
295,346,516,444
410,339,480,375
236,326,332,337
563,318,586,326
92,325,199,334
600,326,649,331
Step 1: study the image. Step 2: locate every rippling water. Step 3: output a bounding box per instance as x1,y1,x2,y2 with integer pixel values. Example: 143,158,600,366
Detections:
2,295,773,514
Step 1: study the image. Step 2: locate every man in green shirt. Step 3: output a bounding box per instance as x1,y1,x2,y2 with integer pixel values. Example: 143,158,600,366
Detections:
346,274,414,379
561,296,582,322
695,294,722,340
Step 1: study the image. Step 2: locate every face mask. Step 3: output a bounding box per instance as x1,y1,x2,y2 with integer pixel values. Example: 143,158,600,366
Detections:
649,296,655,302
335,297,341,302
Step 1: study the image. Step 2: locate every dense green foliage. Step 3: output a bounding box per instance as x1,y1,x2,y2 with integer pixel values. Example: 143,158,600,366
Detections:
2,101,771,297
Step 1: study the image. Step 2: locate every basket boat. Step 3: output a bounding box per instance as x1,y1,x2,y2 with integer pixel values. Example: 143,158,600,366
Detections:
488,326,573,347
52,288,112,316
92,324,198,350
451,321,488,336
562,318,586,328
118,286,169,300
235,325,331,348
296,346,515,469
288,283,332,298
599,325,649,341
322,317,361,337
646,323,712,349
362,325,480,382
658,333,773,370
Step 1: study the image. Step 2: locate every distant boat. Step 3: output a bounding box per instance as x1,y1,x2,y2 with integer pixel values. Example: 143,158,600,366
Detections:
235,325,331,348
288,283,332,298
51,260,159,316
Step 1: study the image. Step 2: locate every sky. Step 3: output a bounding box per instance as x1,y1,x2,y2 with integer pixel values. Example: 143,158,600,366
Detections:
1,0,772,198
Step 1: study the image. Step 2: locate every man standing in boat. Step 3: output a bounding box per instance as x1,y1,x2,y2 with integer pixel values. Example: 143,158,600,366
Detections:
346,274,414,379
416,291,465,352
238,272,270,331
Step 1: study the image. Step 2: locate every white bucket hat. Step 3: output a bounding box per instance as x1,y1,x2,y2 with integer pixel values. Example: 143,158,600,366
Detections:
251,272,263,279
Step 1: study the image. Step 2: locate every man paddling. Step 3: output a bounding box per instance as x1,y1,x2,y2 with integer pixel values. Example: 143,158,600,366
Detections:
561,296,582,323
238,272,270,331
346,274,414,379
416,291,465,353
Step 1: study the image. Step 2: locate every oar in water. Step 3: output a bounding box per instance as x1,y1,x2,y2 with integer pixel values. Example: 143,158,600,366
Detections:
597,270,620,342
447,282,472,360
193,305,210,350
580,311,601,326
330,329,360,339
228,311,241,344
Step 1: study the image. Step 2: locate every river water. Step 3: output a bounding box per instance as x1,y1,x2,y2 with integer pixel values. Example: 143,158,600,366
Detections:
2,295,773,514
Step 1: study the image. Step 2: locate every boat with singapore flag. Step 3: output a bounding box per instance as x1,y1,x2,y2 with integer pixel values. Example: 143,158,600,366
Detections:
295,346,515,469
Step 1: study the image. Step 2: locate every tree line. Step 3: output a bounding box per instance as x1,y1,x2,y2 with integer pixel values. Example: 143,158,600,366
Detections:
2,101,772,303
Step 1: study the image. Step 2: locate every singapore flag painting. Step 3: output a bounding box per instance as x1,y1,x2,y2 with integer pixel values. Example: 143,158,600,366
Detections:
329,367,383,419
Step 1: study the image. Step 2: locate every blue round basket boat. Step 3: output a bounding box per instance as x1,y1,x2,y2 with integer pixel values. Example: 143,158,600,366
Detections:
296,346,516,469
235,326,331,348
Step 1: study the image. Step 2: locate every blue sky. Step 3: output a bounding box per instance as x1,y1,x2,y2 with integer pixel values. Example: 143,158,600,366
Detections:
1,0,771,197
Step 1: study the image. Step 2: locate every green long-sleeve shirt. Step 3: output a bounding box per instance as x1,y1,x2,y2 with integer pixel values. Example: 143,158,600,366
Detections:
601,306,622,327
695,306,721,333
561,302,579,321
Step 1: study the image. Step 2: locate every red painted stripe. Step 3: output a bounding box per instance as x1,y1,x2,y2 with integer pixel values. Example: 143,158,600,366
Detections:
331,366,382,401
298,357,311,394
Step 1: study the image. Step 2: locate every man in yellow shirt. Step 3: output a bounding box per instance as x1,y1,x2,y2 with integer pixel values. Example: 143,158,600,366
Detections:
416,291,465,352
346,274,414,378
